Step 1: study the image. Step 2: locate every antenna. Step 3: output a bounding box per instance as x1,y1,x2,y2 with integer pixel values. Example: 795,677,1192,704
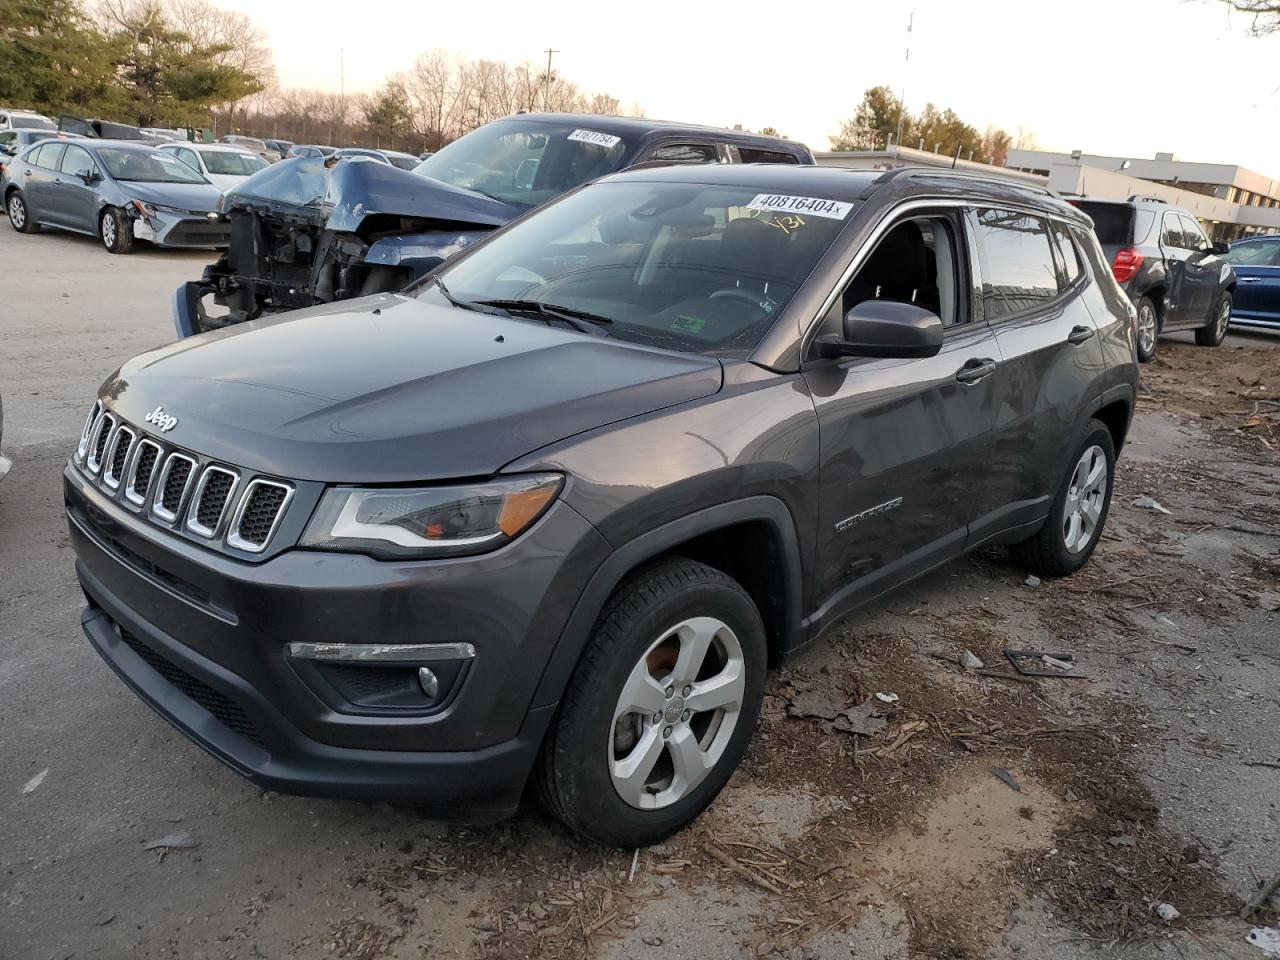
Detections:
894,10,915,152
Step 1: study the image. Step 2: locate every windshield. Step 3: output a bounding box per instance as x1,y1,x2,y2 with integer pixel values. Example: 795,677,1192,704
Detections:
202,149,268,176
97,148,207,183
425,181,853,356
14,115,55,131
413,120,630,206
386,154,418,170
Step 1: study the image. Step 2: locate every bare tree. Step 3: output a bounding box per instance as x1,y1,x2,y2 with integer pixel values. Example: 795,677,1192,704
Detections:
1219,0,1280,34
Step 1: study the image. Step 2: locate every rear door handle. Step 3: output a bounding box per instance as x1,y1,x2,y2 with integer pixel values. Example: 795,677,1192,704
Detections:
955,358,997,383
1067,325,1094,344
1238,277,1262,283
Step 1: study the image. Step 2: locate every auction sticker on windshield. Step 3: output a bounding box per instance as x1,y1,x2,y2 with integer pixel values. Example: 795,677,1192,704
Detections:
746,194,853,220
568,129,622,149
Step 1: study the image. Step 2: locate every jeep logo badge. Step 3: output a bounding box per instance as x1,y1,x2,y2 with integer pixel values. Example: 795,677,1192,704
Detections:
144,405,179,432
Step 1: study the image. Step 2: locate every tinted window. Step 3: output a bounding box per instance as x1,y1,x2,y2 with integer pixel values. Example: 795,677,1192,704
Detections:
1050,220,1083,286
737,147,800,165
30,142,65,170
648,143,719,164
0,131,15,155
1161,214,1186,249
1070,201,1132,245
1223,239,1280,266
60,145,95,178
428,181,854,356
974,208,1061,319
1179,215,1207,250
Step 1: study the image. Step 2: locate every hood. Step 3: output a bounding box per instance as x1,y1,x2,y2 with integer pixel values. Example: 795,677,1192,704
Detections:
123,179,223,212
223,155,518,234
103,295,723,483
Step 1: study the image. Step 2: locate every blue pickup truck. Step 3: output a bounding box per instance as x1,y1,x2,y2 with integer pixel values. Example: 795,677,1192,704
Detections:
175,113,814,337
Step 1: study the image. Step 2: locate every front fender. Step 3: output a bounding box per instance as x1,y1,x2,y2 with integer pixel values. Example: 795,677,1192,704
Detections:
362,230,491,271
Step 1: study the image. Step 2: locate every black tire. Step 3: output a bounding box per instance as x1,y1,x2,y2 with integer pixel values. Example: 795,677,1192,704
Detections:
1010,419,1116,577
1134,295,1158,363
100,207,134,254
536,558,767,847
1194,292,1231,347
7,190,40,233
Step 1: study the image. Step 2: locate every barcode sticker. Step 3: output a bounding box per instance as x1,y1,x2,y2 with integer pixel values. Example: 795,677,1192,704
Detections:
567,129,622,149
746,194,853,220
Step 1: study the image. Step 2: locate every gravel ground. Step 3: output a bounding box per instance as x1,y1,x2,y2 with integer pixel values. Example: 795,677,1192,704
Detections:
0,222,1277,960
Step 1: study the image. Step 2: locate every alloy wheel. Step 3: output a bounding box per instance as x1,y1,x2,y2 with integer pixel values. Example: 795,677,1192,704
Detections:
1137,302,1156,354
8,195,25,229
609,616,745,810
1215,298,1231,340
1062,444,1107,554
101,213,116,248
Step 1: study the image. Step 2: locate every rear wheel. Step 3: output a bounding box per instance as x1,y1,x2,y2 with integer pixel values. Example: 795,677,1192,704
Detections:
1011,420,1115,577
536,559,766,847
100,207,134,254
1194,292,1231,347
7,191,39,233
1134,295,1158,362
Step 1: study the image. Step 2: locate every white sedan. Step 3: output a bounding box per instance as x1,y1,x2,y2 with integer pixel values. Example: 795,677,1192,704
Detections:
158,142,269,192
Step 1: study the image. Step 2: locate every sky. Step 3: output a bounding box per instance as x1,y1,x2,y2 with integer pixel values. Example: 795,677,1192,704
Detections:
214,0,1280,174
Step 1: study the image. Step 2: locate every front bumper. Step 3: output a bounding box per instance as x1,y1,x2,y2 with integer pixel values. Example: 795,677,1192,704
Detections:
66,462,609,817
134,210,231,249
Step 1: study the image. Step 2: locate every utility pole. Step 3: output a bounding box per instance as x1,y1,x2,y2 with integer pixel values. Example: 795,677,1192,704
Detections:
542,48,559,112
894,10,914,153
338,47,345,144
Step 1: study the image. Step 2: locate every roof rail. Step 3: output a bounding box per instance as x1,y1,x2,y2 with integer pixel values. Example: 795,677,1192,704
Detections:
872,165,1055,197
1127,194,1168,204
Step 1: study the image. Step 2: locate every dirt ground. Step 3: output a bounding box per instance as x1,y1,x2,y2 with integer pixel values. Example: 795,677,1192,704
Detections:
0,225,1278,960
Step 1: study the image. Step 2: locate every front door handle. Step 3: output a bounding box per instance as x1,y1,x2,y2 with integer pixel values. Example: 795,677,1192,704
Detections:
1067,325,1094,344
1238,277,1262,283
955,358,997,383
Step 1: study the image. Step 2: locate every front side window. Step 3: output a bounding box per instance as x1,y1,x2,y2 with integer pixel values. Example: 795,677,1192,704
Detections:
973,208,1061,320
839,215,962,327
1223,239,1280,266
1161,213,1187,250
425,181,855,356
414,120,630,207
647,143,719,164
60,145,95,179
1179,214,1208,251
97,148,207,184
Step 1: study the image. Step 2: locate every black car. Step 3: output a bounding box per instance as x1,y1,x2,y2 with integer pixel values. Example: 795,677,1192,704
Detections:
67,165,1138,847
174,112,815,337
1070,197,1236,361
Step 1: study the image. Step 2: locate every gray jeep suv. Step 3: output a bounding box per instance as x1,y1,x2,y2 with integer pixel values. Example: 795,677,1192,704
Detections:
65,165,1139,847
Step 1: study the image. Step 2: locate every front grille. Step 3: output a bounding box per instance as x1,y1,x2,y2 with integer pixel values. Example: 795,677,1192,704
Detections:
126,440,161,505
104,426,135,488
74,402,294,554
165,221,232,246
188,467,237,536
154,454,195,521
227,481,291,552
117,626,264,746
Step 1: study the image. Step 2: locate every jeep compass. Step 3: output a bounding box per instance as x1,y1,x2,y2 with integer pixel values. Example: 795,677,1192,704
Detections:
66,165,1139,847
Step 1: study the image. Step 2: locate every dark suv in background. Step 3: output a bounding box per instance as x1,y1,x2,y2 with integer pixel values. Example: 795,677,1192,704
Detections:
69,165,1137,847
1070,197,1236,361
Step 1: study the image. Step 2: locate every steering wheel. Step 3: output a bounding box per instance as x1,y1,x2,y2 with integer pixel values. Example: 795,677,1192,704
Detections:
709,288,771,309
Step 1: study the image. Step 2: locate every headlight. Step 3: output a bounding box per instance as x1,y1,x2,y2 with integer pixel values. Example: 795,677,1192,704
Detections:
130,199,156,220
300,474,563,559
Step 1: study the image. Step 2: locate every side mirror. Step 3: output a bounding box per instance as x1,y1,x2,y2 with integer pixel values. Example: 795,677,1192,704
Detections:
815,300,944,360
80,170,99,185
1211,241,1229,255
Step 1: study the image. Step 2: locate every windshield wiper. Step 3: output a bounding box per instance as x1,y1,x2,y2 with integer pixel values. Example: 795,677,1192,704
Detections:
432,277,505,316
472,298,613,336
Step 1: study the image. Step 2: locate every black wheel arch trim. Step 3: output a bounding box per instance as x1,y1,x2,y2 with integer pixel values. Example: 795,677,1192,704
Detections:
529,496,807,710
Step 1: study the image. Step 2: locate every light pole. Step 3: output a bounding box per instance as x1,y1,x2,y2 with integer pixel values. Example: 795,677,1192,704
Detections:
542,48,559,112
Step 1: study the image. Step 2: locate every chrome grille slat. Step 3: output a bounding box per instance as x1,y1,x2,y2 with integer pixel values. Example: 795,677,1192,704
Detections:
186,466,239,538
103,426,136,489
125,439,163,506
74,402,293,553
227,480,294,553
151,453,197,523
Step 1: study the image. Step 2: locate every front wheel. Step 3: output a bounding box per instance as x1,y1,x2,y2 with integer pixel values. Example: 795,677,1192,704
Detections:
1010,420,1116,577
536,559,766,847
1194,292,1231,347
100,207,134,254
1134,295,1158,362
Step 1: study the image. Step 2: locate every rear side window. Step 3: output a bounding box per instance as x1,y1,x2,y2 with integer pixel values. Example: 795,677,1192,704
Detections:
647,143,719,164
973,208,1062,320
1049,220,1083,286
737,147,799,165
1072,202,1132,245
29,142,65,170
